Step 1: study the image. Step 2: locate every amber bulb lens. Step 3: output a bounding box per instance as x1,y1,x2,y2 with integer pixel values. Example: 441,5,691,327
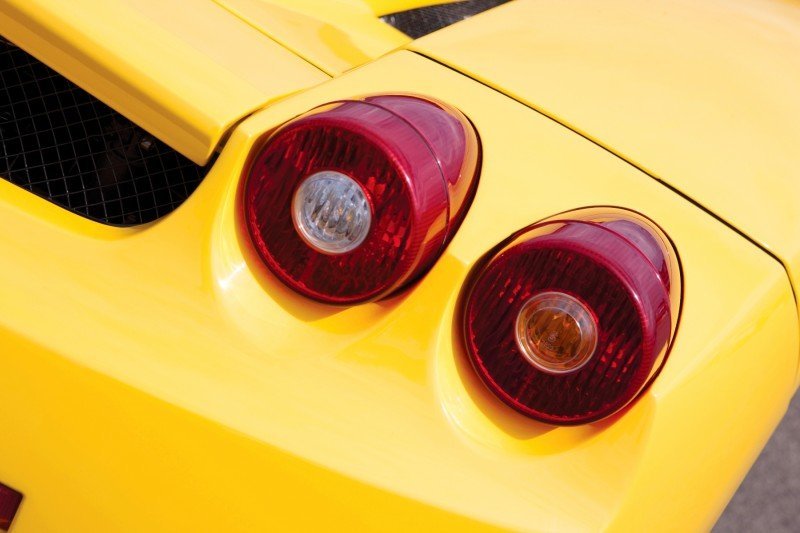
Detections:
515,291,598,374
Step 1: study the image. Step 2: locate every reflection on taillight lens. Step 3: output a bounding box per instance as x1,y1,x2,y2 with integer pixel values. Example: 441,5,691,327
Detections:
462,209,680,425
291,170,372,254
515,291,598,374
243,95,480,305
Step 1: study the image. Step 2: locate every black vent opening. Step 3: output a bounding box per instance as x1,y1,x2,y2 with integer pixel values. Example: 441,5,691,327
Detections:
382,0,512,39
0,37,213,226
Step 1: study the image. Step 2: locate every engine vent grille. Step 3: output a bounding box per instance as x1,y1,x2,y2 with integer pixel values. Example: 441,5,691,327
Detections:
0,37,212,225
382,0,511,39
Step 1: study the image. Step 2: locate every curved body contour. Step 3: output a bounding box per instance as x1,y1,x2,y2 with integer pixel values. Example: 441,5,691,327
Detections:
0,0,798,531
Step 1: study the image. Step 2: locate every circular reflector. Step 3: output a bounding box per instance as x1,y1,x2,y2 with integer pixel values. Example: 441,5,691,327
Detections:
515,291,598,374
292,170,372,254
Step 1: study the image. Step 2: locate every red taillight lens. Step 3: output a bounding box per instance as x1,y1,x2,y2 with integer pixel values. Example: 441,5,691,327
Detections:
0,482,22,532
462,209,680,425
243,95,480,304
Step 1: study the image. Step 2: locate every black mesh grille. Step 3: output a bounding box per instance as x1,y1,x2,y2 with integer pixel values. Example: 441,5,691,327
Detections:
0,37,212,225
382,0,512,39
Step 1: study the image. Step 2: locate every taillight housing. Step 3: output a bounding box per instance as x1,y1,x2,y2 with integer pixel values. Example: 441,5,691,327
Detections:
461,209,681,425
243,94,480,305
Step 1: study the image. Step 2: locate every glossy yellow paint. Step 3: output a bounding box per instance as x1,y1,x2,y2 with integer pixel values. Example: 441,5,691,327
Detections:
411,0,800,311
355,0,461,16
214,0,410,75
0,50,797,531
0,0,329,164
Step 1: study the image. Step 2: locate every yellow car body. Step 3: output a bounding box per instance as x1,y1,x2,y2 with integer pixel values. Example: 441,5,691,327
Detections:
0,0,798,531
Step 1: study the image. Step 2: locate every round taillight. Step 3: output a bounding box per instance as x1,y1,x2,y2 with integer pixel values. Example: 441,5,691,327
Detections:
243,95,480,304
462,209,681,425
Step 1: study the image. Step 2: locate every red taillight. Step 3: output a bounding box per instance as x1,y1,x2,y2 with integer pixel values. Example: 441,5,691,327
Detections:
462,209,681,425
0,482,22,532
243,95,480,304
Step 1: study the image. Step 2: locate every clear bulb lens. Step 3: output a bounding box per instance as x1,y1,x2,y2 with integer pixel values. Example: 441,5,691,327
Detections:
292,171,372,254
515,291,598,374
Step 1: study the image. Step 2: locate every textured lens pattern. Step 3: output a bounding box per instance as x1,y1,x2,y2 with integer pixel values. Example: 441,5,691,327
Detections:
292,171,371,254
244,97,479,304
246,115,417,303
463,218,674,425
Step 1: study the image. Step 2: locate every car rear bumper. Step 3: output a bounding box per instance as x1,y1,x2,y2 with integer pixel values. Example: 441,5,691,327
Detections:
0,51,797,532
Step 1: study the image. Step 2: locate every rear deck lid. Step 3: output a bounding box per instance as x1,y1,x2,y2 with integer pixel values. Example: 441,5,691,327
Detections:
411,0,800,287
